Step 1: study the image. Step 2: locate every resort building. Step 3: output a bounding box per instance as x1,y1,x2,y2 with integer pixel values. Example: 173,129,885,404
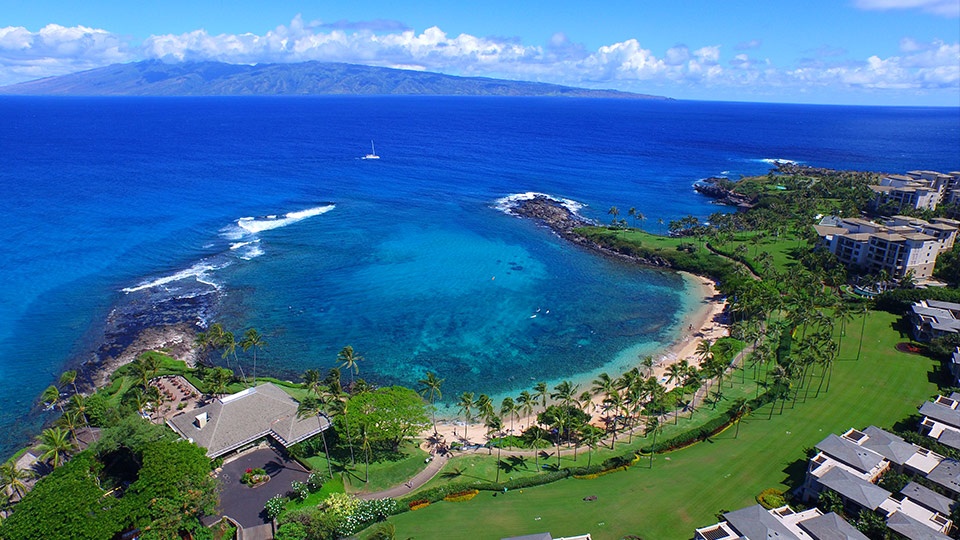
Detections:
167,382,330,458
694,504,868,540
910,301,960,342
919,393,960,452
814,216,959,282
869,171,960,212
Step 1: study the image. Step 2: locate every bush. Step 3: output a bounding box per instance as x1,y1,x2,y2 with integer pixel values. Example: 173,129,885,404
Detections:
265,495,285,520
274,522,307,540
756,488,786,509
443,489,479,502
241,467,269,485
306,472,324,492
290,481,309,501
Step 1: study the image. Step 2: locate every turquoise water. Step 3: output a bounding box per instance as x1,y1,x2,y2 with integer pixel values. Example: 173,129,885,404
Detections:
0,96,957,456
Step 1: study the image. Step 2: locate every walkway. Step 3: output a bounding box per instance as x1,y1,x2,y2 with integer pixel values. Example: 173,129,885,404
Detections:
358,453,449,500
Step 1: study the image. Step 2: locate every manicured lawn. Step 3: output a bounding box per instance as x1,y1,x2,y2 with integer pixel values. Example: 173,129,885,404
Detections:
283,475,345,513
710,231,807,275
363,311,942,540
324,443,430,495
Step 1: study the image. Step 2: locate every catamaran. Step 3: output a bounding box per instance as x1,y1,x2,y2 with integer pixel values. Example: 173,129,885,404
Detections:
362,140,379,160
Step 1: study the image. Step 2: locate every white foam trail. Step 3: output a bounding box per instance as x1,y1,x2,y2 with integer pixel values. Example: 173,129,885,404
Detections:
236,204,335,234
494,192,585,216
122,261,227,293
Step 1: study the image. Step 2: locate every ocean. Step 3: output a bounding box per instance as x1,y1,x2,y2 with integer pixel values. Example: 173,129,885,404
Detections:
0,96,957,457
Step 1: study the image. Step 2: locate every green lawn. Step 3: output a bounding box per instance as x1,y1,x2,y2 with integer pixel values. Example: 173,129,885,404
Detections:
301,442,431,495
710,231,807,276
362,310,943,540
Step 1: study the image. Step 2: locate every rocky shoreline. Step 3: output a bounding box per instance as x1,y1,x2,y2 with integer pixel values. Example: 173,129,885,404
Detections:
510,195,676,269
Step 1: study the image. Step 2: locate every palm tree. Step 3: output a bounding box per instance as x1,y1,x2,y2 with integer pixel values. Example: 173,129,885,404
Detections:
500,397,518,437
205,367,232,400
360,421,372,483
302,369,322,397
40,385,61,412
327,393,357,466
517,390,535,427
37,427,74,468
602,390,625,450
608,206,620,225
657,218,664,235
240,328,267,386
457,392,476,441
533,382,549,414
530,428,545,472
0,461,32,500
337,345,363,385
641,355,655,377
856,303,870,361
296,396,334,479
58,370,79,395
550,380,579,409
417,372,444,434
646,417,662,468
696,339,714,362
66,394,90,430
733,398,751,439
580,426,602,468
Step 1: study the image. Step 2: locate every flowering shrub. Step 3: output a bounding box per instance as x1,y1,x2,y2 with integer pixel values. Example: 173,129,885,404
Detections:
306,472,324,492
409,500,430,511
242,467,269,485
290,480,309,501
264,495,285,519
443,489,479,502
574,465,630,479
337,498,398,536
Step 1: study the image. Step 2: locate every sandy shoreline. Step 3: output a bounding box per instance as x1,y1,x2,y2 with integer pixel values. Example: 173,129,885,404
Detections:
428,272,727,446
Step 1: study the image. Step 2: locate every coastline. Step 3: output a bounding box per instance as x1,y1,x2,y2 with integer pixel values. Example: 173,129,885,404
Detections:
429,270,727,445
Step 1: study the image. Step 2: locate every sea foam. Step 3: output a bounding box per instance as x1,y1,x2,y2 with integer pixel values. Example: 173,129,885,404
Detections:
121,260,227,293
494,192,585,217
236,204,335,234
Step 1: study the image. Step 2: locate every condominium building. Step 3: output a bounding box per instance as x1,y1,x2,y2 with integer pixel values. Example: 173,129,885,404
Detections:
869,170,960,212
814,216,958,281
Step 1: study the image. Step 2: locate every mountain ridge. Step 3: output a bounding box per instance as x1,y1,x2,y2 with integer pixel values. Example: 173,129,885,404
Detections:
0,60,668,99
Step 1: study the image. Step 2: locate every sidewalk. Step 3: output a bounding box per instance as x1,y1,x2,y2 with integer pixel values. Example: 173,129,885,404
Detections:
358,453,449,500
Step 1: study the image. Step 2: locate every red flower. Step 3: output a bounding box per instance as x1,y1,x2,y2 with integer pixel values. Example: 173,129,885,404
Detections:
246,468,253,473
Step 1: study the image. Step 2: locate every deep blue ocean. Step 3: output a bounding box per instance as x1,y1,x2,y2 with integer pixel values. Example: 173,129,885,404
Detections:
0,96,958,457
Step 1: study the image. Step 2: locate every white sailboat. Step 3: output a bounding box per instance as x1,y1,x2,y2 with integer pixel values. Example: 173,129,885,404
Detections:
362,140,380,160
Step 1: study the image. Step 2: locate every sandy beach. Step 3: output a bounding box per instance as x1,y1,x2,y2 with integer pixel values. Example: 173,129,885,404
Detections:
426,272,728,448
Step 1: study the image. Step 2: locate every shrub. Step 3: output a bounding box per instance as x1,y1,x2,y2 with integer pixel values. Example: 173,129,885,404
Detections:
241,467,269,485
408,499,430,510
306,472,324,492
443,489,479,502
265,495,286,519
757,488,787,509
274,522,307,540
290,480,308,501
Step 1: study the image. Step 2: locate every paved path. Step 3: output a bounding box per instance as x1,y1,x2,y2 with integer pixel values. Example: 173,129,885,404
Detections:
358,453,449,500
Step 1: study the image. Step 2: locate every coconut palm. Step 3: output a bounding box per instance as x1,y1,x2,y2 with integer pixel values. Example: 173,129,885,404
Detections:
733,398,751,439
476,394,494,425
37,427,74,468
529,428,545,472
457,392,475,441
337,345,363,385
58,370,79,396
533,382,549,414
296,396,334,478
66,394,89,429
40,385,61,412
602,390,625,450
0,461,32,500
240,328,267,386
550,380,579,409
580,426,602,468
417,371,444,434
302,369,322,397
500,397,518,436
205,367,233,399
696,339,714,362
608,206,620,225
516,391,535,426
646,417,662,468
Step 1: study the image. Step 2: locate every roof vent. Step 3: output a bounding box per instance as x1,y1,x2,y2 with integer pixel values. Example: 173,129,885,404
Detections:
194,412,208,429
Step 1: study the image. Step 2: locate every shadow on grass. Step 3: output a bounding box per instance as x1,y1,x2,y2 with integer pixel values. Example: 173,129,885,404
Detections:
782,456,809,487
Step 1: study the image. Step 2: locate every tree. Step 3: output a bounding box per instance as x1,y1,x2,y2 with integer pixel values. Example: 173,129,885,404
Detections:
239,328,267,386
131,440,218,537
733,398,751,439
417,371,444,434
0,460,32,500
204,367,233,399
59,370,79,395
337,345,363,385
302,369,322,397
296,396,334,479
457,392,475,440
36,427,74,468
608,206,620,225
40,385,61,412
533,382,549,414
646,417,663,468
341,387,430,452
500,397,518,437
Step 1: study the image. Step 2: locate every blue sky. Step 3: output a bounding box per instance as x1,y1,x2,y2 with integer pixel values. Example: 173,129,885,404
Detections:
1,0,958,105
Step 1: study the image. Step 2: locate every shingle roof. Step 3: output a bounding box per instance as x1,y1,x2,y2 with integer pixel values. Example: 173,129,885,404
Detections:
901,482,955,515
861,426,919,465
168,382,330,458
797,512,869,540
886,511,951,540
723,504,799,540
925,459,960,497
919,401,960,430
817,467,891,510
936,429,960,451
816,434,886,474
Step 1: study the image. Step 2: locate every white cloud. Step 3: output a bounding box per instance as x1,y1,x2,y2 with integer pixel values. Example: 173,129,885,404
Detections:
853,0,960,17
0,24,134,85
0,17,957,104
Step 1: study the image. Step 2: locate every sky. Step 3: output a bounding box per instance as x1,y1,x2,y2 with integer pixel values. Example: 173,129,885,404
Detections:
0,0,958,105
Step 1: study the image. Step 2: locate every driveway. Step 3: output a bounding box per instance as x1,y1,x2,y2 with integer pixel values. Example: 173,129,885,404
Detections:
214,446,311,529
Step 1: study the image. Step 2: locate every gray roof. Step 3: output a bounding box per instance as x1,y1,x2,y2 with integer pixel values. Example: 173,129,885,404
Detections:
925,459,960,497
167,382,330,458
901,482,955,515
817,467,891,510
797,512,869,540
919,401,960,430
937,429,960,451
816,434,886,473
724,504,799,540
862,426,918,465
886,511,951,540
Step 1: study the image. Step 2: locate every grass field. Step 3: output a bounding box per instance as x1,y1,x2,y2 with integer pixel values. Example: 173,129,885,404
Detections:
361,310,944,540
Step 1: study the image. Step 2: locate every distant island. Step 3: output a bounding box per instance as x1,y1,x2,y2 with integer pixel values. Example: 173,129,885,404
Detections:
0,60,669,98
